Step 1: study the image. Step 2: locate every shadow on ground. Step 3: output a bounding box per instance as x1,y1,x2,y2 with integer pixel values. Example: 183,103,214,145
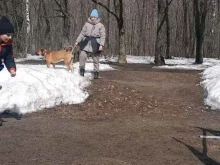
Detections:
174,127,220,165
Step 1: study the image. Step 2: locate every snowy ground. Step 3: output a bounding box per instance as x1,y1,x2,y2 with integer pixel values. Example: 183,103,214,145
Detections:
88,55,154,64
156,57,220,70
0,59,114,114
89,55,220,70
201,66,220,110
3,54,220,113
15,54,45,62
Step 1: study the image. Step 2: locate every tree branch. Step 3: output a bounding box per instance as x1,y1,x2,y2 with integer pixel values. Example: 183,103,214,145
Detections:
91,0,120,22
157,0,173,35
54,0,68,17
41,15,64,19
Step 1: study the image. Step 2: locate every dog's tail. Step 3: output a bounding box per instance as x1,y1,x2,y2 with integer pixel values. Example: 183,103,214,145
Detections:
66,45,75,54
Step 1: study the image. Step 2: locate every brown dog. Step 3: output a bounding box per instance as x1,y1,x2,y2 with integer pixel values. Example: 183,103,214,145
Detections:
37,46,74,72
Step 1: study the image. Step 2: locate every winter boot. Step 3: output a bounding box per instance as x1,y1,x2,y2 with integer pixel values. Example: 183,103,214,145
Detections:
80,68,85,77
94,72,99,79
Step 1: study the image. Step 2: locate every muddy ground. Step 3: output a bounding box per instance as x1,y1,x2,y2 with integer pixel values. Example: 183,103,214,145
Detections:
0,63,220,165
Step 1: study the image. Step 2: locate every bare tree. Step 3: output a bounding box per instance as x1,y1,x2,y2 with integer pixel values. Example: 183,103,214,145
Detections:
165,0,171,59
54,0,71,47
24,0,30,57
155,0,173,65
183,0,190,58
41,0,50,37
193,0,210,64
91,0,127,63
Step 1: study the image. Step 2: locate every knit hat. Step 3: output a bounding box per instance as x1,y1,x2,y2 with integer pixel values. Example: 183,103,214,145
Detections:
0,16,14,35
90,9,99,18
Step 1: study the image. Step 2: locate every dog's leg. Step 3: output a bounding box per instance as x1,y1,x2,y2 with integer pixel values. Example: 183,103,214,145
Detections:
67,63,70,71
65,58,72,72
46,61,50,68
65,62,69,71
53,64,55,68
69,65,73,72
70,58,74,72
67,64,72,72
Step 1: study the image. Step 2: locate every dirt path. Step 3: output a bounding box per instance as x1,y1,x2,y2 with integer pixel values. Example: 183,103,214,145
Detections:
1,64,220,165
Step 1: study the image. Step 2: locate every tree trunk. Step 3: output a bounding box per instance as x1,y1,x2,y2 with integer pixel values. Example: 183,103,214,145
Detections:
118,27,126,63
165,0,171,59
183,0,189,58
194,0,208,64
63,0,70,47
155,0,165,66
195,35,204,64
117,0,127,63
42,0,50,36
24,0,30,57
155,36,164,66
106,0,110,53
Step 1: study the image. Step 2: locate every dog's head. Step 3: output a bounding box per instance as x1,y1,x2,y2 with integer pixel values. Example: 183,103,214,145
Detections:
36,49,47,56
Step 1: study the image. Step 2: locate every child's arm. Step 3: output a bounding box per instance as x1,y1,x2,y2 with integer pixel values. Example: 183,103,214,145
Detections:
75,23,87,45
3,45,16,76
